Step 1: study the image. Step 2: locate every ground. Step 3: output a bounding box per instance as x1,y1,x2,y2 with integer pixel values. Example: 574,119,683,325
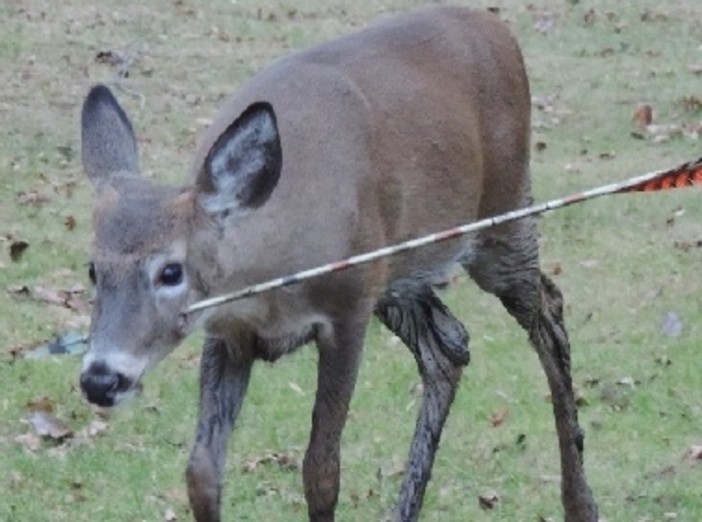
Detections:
1,1,701,520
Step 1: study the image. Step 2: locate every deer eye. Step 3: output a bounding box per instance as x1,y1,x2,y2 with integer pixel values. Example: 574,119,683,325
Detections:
88,262,97,284
159,263,184,286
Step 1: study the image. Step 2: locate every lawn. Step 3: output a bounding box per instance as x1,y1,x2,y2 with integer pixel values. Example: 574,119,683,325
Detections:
1,0,701,520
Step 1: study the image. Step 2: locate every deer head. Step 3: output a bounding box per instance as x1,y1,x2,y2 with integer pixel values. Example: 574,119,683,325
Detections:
78,85,281,406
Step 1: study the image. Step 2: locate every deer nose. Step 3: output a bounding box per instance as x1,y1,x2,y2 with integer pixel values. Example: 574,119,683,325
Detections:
80,361,132,407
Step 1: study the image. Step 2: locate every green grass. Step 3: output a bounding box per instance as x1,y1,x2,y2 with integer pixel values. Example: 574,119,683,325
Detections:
2,0,702,520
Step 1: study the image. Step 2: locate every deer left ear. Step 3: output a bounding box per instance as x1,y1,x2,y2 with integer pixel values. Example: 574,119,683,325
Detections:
197,102,282,221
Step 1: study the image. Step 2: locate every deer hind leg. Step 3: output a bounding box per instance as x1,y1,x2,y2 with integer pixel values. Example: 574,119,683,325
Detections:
186,337,253,522
466,223,598,522
375,285,470,522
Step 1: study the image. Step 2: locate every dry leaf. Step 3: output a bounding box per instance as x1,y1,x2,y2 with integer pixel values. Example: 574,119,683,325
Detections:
27,395,55,413
582,8,596,26
10,240,29,261
490,408,508,427
64,215,77,231
676,95,702,113
478,491,500,510
16,190,51,206
15,432,41,452
242,451,299,473
29,411,73,440
33,285,86,309
632,104,653,128
684,445,702,462
7,284,30,296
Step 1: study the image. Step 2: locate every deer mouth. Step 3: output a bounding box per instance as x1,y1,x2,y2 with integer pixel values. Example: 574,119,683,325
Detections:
80,360,143,407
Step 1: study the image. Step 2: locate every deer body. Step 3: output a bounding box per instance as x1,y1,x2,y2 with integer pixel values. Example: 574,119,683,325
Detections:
79,7,597,521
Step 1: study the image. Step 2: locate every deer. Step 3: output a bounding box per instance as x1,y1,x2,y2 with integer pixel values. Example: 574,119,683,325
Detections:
78,6,598,522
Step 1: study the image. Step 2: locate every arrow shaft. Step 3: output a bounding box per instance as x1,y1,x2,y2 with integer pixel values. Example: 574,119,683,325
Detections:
187,156,702,314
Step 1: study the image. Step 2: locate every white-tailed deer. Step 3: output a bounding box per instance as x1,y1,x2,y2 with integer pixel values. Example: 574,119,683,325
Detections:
79,7,597,521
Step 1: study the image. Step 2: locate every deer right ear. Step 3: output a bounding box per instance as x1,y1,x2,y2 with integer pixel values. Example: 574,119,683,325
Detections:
197,102,282,222
81,84,140,188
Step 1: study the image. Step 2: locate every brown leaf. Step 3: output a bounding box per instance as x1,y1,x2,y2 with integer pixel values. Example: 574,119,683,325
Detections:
582,8,596,26
545,261,562,276
33,285,86,309
26,395,55,413
10,240,29,261
28,411,73,440
33,286,68,306
16,190,51,207
95,50,122,66
632,104,653,128
242,451,299,473
490,408,508,427
64,215,77,231
675,95,702,114
478,491,500,510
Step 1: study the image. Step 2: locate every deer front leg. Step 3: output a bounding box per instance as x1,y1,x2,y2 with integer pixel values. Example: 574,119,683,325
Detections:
186,337,253,522
304,317,367,522
375,287,469,522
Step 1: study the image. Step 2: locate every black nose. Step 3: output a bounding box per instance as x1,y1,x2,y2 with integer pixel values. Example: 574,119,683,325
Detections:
80,361,131,407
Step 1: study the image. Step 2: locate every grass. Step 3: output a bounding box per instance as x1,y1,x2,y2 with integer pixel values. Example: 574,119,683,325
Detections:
2,0,702,520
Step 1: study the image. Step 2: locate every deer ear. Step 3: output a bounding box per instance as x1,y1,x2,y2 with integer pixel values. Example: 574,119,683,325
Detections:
197,102,282,221
81,84,140,188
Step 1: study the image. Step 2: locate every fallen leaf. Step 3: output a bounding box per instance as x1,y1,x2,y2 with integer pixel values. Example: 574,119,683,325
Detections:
684,445,702,462
86,420,109,438
10,240,29,261
26,395,55,413
95,50,122,66
64,215,77,231
32,285,86,309
673,239,702,252
28,411,73,440
490,408,508,427
15,432,41,452
478,491,500,510
7,284,30,296
632,104,653,128
545,261,562,276
242,451,299,473
16,190,51,207
582,8,596,26
164,508,177,521
661,311,683,338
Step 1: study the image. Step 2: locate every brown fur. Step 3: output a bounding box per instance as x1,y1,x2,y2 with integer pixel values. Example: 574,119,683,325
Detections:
79,8,597,521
